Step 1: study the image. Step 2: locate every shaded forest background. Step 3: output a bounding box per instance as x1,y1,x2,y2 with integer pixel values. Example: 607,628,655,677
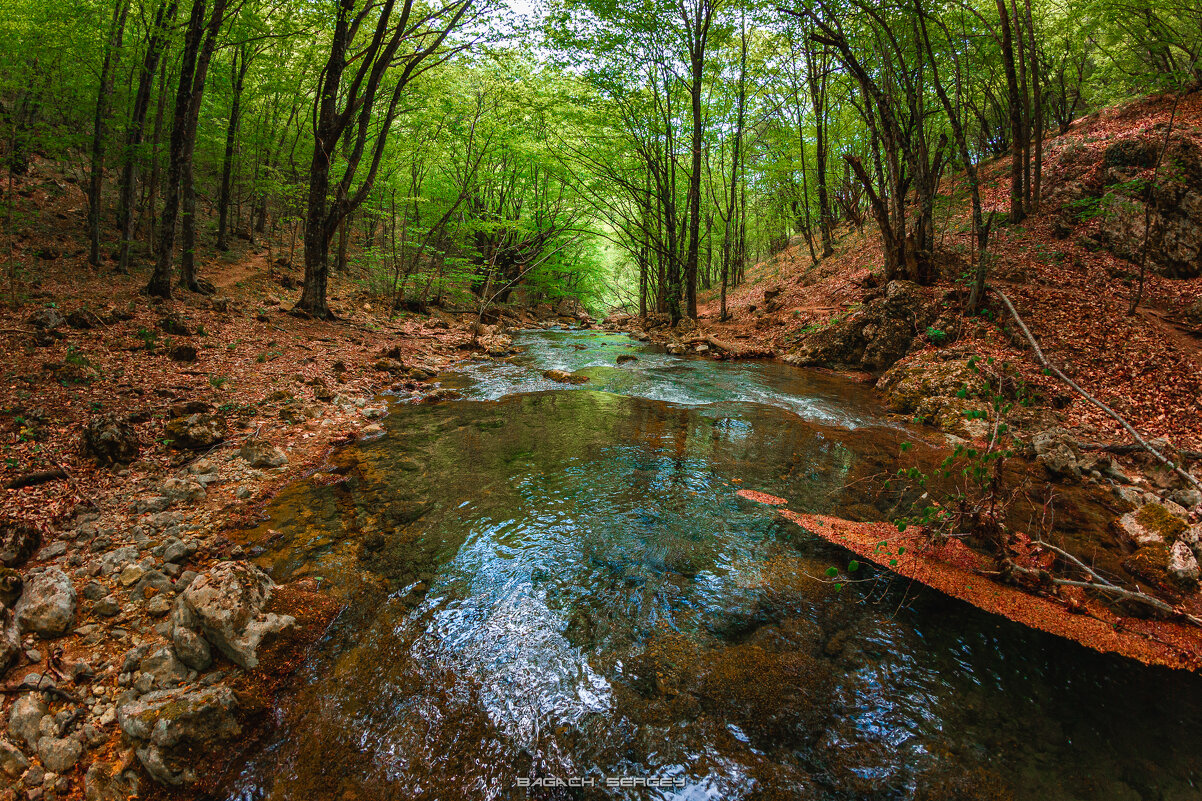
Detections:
0,0,1198,320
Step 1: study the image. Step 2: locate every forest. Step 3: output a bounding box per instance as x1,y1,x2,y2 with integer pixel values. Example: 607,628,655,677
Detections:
1,0,1197,320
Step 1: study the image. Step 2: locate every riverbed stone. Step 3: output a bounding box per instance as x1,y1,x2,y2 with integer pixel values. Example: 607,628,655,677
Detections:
181,561,294,668
118,685,240,786
84,760,140,801
8,693,48,749
138,646,189,689
239,440,288,469
0,737,27,778
36,735,82,773
171,625,211,672
15,568,76,638
160,478,205,505
542,369,588,384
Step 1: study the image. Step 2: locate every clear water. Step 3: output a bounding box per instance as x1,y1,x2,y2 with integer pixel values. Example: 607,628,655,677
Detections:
222,330,1202,801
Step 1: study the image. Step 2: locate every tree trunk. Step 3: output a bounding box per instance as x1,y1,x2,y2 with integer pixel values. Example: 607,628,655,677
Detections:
116,0,175,274
997,0,1026,223
87,0,130,268
1024,0,1043,210
216,45,248,251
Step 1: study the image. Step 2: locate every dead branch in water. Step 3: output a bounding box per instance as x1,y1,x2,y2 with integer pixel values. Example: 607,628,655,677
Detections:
992,285,1202,494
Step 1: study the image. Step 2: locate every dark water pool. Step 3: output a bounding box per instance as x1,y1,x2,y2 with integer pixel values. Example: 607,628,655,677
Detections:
221,330,1202,801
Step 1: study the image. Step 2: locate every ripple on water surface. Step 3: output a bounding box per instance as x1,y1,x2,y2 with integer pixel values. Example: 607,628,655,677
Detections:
224,331,1202,801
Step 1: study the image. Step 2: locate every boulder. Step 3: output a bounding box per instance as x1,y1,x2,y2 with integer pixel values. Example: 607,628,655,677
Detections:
118,686,240,786
164,413,226,450
0,517,41,568
239,440,288,469
0,608,20,675
478,332,515,356
616,354,638,364
37,734,83,773
783,281,934,371
0,737,28,779
1114,502,1188,546
84,760,141,801
27,307,66,330
1168,540,1200,584
8,692,48,749
15,567,76,638
181,561,294,668
80,414,141,466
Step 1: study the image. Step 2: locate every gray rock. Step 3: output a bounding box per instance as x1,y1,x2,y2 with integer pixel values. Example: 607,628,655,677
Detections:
1032,428,1084,479
15,568,76,638
160,478,205,505
100,547,138,575
1169,540,1200,583
239,440,288,469
146,596,172,616
0,737,28,778
84,760,140,801
0,609,20,674
118,686,240,786
8,692,48,750
171,626,211,672
162,541,190,564
182,562,294,668
1168,488,1202,510
80,582,106,602
27,307,66,330
138,646,189,689
36,735,82,773
93,596,120,617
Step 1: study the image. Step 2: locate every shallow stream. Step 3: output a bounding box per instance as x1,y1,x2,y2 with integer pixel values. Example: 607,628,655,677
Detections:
222,330,1202,801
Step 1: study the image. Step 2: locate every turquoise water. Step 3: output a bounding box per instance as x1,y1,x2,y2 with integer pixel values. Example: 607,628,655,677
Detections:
222,330,1202,801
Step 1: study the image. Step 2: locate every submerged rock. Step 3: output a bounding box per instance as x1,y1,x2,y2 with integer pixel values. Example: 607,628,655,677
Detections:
181,561,294,668
542,369,588,385
118,686,240,786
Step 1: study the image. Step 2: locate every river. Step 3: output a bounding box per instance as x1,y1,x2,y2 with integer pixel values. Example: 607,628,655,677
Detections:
221,329,1202,801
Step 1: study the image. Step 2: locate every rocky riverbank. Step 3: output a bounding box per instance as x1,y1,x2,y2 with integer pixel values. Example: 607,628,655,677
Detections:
0,250,592,798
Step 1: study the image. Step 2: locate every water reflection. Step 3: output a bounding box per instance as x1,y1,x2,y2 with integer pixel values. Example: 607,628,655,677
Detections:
223,333,1202,801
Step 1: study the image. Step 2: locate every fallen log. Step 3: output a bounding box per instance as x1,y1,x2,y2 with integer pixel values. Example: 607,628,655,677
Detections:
778,509,1202,672
5,468,69,490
